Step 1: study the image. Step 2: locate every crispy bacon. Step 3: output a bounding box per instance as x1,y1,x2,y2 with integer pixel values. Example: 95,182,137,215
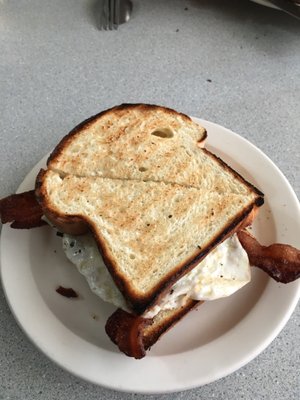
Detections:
238,230,300,283
105,309,152,359
0,190,46,229
56,286,79,298
106,299,200,358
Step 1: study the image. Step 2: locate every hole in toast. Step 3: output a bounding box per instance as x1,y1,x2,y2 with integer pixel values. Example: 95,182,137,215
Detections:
129,254,135,259
151,128,174,139
139,166,148,172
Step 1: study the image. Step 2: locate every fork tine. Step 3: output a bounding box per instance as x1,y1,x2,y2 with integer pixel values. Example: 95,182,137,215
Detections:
109,0,114,30
98,0,120,31
98,0,105,30
104,0,109,30
114,0,120,28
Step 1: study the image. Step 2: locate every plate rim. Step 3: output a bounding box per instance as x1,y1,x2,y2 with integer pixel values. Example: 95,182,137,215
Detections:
1,117,299,394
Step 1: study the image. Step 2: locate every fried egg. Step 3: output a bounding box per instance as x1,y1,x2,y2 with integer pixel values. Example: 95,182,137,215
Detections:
63,234,129,311
63,233,250,318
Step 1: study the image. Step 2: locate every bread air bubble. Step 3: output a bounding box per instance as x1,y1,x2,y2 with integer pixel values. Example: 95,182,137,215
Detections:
151,128,174,139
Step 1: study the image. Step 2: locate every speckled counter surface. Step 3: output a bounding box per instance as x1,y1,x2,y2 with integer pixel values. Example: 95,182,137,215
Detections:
0,0,299,399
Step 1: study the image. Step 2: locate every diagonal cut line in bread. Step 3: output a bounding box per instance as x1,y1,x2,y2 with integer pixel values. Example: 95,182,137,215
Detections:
35,104,264,314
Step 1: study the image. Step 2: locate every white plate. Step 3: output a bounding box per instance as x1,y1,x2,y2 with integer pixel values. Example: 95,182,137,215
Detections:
1,118,299,394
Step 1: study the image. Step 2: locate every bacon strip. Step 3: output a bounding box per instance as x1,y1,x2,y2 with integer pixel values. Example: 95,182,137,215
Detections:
56,286,79,298
105,309,152,359
0,190,46,229
237,230,300,283
106,299,200,358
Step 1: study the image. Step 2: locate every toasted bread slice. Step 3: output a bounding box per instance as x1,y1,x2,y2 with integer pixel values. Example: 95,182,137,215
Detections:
47,104,208,187
36,169,263,313
35,104,263,313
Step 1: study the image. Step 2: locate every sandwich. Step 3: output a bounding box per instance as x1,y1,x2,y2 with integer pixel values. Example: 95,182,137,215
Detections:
1,103,299,359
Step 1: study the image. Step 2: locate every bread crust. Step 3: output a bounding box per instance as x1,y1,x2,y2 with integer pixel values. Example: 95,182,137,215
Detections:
36,169,89,234
142,299,201,351
202,148,264,197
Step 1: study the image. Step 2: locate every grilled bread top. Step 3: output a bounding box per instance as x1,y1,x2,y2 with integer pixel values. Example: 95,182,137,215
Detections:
35,104,264,314
47,104,207,187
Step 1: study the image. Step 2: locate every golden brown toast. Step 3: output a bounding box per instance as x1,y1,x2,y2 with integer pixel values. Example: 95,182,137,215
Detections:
47,104,207,187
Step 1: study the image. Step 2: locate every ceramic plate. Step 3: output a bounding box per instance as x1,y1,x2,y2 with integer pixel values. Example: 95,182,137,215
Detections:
1,118,299,393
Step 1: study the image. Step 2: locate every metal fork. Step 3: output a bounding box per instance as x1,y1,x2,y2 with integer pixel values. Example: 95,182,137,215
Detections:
99,0,132,30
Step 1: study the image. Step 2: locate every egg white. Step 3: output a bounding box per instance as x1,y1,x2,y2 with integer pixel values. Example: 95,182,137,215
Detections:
63,234,129,311
62,233,251,318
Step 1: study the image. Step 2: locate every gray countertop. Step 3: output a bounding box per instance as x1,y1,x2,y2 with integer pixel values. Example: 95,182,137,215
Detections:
0,0,299,398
